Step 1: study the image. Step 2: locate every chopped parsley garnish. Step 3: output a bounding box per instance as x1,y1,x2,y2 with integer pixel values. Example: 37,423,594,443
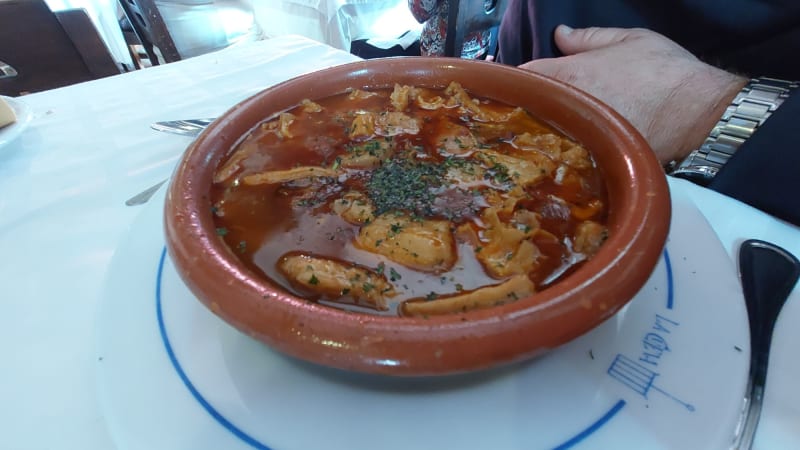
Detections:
485,161,511,184
309,274,319,285
443,156,476,173
215,227,228,236
366,157,445,217
389,223,404,236
348,140,383,156
389,267,402,281
425,292,439,301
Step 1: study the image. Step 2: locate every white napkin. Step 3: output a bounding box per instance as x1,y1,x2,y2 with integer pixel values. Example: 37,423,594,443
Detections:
0,96,16,128
366,28,421,50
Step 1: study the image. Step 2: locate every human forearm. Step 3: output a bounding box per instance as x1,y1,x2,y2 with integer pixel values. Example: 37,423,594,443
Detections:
516,25,800,224
519,25,748,164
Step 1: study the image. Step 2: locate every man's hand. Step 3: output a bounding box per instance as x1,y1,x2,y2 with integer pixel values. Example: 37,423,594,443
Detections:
520,26,748,164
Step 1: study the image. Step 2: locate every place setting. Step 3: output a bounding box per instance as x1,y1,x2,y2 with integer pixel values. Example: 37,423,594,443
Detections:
95,58,755,449
5,2,800,449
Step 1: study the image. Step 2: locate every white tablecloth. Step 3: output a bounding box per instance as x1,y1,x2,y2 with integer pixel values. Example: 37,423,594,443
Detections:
1,35,797,450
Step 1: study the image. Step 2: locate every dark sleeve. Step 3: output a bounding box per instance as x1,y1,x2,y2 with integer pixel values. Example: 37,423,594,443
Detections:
497,0,800,225
709,93,800,226
497,0,800,78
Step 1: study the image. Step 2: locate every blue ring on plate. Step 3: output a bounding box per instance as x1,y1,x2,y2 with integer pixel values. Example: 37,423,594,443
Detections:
664,249,675,310
156,247,273,450
156,248,674,449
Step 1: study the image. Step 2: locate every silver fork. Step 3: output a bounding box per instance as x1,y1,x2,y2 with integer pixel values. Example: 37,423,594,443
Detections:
150,118,215,136
125,118,216,206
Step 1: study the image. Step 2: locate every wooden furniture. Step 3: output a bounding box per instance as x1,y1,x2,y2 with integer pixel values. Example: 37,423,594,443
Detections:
117,0,181,66
444,0,509,57
0,0,121,96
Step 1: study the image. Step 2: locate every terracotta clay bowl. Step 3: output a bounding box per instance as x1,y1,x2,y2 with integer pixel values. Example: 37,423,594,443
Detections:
164,57,671,376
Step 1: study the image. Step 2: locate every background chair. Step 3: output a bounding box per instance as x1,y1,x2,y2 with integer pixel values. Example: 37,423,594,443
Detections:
444,0,508,57
118,0,261,68
117,0,182,66
0,0,121,96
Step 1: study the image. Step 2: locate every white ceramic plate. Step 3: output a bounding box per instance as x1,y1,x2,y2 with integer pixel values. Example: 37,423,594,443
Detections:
96,186,749,450
0,96,33,148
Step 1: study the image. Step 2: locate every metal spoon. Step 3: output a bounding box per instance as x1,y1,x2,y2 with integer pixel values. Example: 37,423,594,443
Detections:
733,239,800,449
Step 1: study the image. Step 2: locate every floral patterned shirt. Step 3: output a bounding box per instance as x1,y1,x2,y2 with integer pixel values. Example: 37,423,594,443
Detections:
408,0,492,58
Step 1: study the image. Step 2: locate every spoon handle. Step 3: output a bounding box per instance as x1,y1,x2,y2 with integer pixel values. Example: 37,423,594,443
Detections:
734,239,800,449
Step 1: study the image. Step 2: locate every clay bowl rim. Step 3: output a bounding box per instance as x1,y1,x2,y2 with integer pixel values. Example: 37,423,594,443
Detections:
164,57,671,375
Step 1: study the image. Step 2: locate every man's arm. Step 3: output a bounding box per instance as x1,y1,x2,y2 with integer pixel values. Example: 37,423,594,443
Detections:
497,0,800,78
520,26,746,165
518,26,800,226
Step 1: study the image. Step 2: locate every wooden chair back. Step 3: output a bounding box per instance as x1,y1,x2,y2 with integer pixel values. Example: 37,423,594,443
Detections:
117,0,181,66
0,0,120,96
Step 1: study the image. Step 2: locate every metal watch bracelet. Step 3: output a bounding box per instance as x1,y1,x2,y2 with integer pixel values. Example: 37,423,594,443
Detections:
670,77,798,186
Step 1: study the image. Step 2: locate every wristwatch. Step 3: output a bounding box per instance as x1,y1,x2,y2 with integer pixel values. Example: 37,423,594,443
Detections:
670,77,798,186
